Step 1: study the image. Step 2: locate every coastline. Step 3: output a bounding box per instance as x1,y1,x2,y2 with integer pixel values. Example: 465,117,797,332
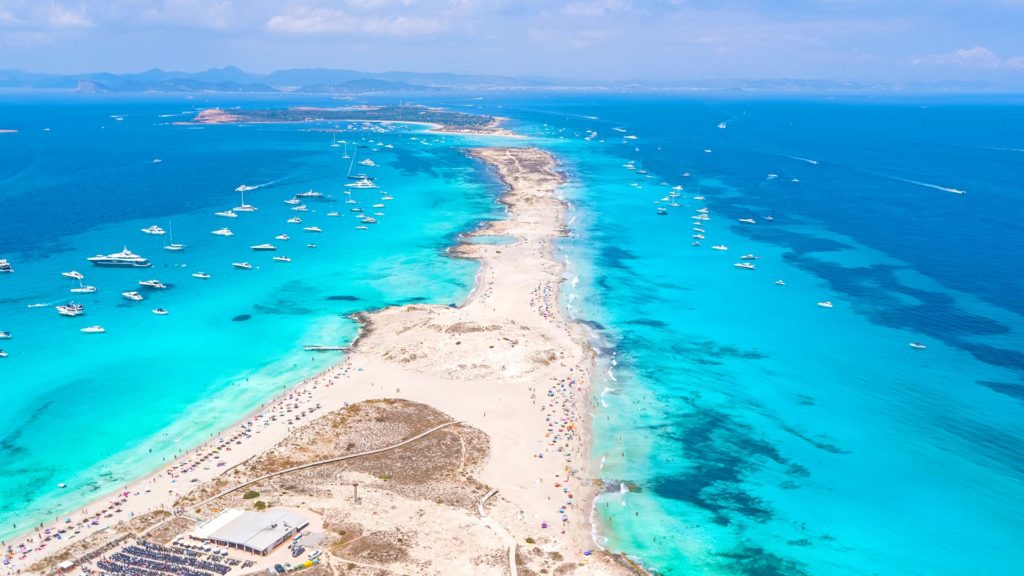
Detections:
9,146,637,575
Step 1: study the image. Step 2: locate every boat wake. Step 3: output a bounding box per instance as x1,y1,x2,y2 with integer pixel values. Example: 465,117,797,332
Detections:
235,180,279,193
787,155,819,165
883,175,967,195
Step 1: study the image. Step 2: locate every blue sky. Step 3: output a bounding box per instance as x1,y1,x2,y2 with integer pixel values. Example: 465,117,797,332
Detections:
0,0,1023,84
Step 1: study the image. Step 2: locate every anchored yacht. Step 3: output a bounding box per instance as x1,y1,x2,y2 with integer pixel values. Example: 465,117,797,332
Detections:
211,228,234,237
192,272,211,279
0,259,11,273
138,280,166,289
87,248,151,268
141,225,166,235
122,291,144,301
56,303,85,316
250,243,277,251
80,325,105,334
232,262,253,270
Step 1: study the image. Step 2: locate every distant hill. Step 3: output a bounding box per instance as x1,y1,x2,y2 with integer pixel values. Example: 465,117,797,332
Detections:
0,67,1005,94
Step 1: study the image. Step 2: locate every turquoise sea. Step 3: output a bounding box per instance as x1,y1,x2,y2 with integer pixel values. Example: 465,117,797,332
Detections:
3,93,1024,576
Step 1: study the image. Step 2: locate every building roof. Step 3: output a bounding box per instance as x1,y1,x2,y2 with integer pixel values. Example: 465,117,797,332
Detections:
192,509,309,553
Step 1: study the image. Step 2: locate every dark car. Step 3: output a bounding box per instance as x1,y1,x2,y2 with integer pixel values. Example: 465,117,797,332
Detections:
274,564,285,574
291,546,305,558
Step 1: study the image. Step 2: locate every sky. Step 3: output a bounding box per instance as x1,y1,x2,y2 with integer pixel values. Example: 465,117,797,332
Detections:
0,0,1023,85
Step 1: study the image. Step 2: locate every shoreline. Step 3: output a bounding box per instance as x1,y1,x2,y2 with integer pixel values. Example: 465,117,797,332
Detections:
9,145,635,575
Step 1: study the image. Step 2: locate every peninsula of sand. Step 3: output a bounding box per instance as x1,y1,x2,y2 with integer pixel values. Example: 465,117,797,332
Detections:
10,147,643,576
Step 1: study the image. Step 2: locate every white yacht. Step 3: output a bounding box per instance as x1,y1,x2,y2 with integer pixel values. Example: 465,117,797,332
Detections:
656,207,669,216
139,279,166,289
211,228,234,237
740,254,760,260
345,178,377,189
56,303,85,316
234,190,257,212
87,247,152,268
287,217,302,224
141,225,166,235
775,280,786,286
164,243,185,252
70,284,97,294
718,122,728,129
817,301,834,309
152,308,169,316
272,256,292,263
297,190,325,199
307,243,317,248
326,211,340,217
303,226,322,233
122,291,144,301
284,198,302,205
215,210,238,218
0,350,7,358
0,331,10,339
232,262,253,270
372,203,385,209
693,234,705,240
734,262,756,270
909,342,927,350
62,270,84,280
275,234,290,241
355,225,369,230
0,259,12,273
711,245,729,251
80,325,106,334
251,243,277,251
738,218,757,224
192,272,211,279
694,195,705,201
381,195,394,201
360,217,378,224
358,158,376,167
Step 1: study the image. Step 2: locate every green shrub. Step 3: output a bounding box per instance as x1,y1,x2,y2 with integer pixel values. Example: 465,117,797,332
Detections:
243,490,260,500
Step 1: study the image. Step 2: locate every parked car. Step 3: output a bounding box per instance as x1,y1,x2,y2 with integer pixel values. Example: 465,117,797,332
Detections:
273,564,285,574
291,546,305,558
308,550,322,560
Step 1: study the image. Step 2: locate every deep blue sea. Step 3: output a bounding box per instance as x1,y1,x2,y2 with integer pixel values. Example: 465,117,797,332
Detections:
2,92,1023,575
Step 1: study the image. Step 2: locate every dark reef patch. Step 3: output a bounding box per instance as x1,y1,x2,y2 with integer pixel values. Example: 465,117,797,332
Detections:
232,314,251,322
326,295,360,301
598,245,637,270
977,380,1024,402
626,318,669,329
715,545,811,576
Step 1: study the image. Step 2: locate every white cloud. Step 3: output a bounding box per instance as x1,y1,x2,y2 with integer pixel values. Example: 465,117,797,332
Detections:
913,46,1001,68
1006,56,1024,70
562,0,631,18
47,4,93,28
265,6,443,36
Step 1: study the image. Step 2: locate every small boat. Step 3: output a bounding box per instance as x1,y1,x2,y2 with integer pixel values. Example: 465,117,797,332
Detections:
122,291,144,301
211,228,234,237
303,226,322,233
0,331,11,339
164,243,185,252
703,148,712,153
718,122,727,129
297,189,325,199
291,205,308,212
250,243,277,251
350,207,362,212
232,262,253,270
656,207,669,216
909,342,927,350
284,198,301,205
347,173,374,181
358,158,376,167
372,203,385,208
139,279,166,289
0,259,12,273
0,349,7,358
692,234,704,240
738,218,757,224
817,301,833,309
355,225,369,230
360,217,378,224
381,195,394,201
373,211,385,217
62,271,84,280
711,245,728,251
70,284,97,294
56,303,85,316
152,308,169,316
80,325,106,334
734,262,756,270
141,225,166,235
287,217,302,224
234,189,257,212
215,210,238,218
273,256,292,263
775,280,786,286
57,482,67,488
275,234,290,241
326,211,340,217
192,272,211,279
306,243,317,248
692,241,701,246
740,254,760,260
694,195,705,200
345,178,377,189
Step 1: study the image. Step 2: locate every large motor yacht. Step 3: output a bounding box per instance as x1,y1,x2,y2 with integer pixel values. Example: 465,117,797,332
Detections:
87,248,152,268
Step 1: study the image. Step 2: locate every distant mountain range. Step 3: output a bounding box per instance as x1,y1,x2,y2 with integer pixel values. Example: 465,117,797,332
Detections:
0,66,1003,94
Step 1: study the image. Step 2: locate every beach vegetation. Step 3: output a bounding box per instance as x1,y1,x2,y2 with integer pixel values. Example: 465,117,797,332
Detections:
525,537,535,544
243,490,260,499
254,500,268,510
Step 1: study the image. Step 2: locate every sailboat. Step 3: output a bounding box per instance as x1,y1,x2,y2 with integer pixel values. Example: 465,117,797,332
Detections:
330,133,340,148
341,140,350,159
164,222,185,251
234,189,257,212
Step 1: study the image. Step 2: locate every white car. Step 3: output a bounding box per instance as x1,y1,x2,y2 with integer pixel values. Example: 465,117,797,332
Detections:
308,550,322,560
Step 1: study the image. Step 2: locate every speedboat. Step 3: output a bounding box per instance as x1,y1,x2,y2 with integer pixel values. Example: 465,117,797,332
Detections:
192,272,211,279
303,226,322,233
138,279,166,289
215,210,238,218
0,350,7,358
0,331,10,339
326,211,340,217
711,245,728,251
275,234,290,241
250,243,277,251
734,262,756,270
211,228,234,237
232,262,253,270
56,303,85,316
693,234,704,240
703,148,712,153
381,195,394,201
122,291,144,301
152,308,169,316
0,259,12,273
141,225,166,235
360,217,378,224
287,217,302,224
738,218,757,224
62,271,84,280
656,207,669,216
775,280,786,286
291,205,308,212
307,243,317,248
297,189,325,199
355,225,369,230
272,256,292,263
87,247,152,268
817,301,833,309
909,342,927,350
372,203,385,209
740,254,760,260
70,284,97,294
284,198,302,205
80,325,106,334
